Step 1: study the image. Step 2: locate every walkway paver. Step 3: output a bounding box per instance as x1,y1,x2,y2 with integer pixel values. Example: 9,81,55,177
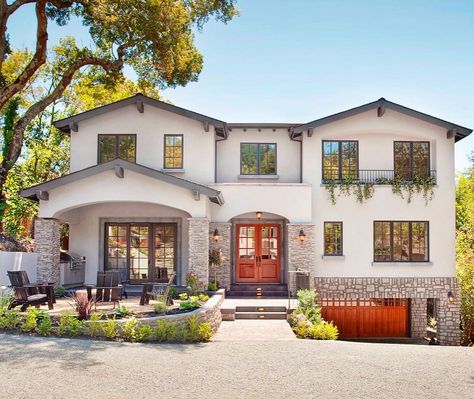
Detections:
213,319,297,341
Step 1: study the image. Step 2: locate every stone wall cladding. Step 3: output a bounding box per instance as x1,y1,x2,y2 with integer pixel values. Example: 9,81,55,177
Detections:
34,218,61,285
287,224,316,295
209,223,231,290
187,218,210,287
314,277,460,346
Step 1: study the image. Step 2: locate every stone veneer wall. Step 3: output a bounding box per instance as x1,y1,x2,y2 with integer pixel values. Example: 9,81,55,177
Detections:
34,218,61,284
209,222,231,289
187,218,210,287
314,277,460,346
287,224,315,295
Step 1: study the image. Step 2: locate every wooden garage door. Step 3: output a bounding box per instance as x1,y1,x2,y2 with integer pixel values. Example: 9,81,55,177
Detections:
321,299,409,338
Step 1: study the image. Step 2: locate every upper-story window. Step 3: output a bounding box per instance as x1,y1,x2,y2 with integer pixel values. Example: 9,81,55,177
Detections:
374,221,429,262
394,141,430,180
164,135,183,169
324,222,343,256
240,143,277,175
322,140,358,181
98,134,136,164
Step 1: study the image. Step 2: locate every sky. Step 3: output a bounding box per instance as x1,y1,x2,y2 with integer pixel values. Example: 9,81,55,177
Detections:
6,0,474,171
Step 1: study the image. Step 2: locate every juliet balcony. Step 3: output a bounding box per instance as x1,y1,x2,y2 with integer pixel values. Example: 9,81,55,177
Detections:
322,170,437,185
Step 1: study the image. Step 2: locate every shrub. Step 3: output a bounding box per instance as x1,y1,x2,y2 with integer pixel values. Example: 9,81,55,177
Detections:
185,272,200,294
186,315,201,342
208,281,218,292
0,290,14,309
179,292,188,300
87,312,104,337
55,286,66,297
427,316,437,329
101,316,117,339
198,293,209,302
0,308,20,330
20,307,40,332
67,293,94,320
198,322,213,342
169,287,179,299
136,324,153,342
294,289,322,324
174,323,188,343
122,317,140,342
293,321,311,339
37,314,52,336
308,322,339,340
154,301,167,314
115,306,135,318
155,319,176,342
180,296,201,311
57,312,84,336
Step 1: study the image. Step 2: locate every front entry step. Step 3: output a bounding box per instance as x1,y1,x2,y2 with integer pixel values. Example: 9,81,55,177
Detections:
235,312,287,320
223,305,289,321
227,284,288,298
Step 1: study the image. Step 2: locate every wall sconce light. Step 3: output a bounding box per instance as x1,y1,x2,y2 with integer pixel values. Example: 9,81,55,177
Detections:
212,229,220,241
447,290,454,303
298,229,306,242
256,211,263,220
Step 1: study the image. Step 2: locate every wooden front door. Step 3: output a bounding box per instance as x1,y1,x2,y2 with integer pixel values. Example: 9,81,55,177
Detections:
236,224,280,283
321,298,409,338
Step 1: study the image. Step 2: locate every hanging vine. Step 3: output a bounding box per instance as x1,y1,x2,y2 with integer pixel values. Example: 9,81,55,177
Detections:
391,175,436,204
324,179,374,205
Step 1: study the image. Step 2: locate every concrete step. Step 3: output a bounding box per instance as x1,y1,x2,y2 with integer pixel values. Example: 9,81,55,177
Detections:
235,306,287,313
230,284,288,292
227,291,288,298
235,312,288,320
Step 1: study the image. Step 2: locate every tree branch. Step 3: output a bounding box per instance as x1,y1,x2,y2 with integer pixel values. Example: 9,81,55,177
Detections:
0,0,48,110
3,55,123,168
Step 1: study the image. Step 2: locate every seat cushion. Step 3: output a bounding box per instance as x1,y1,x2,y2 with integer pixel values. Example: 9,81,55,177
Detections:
27,294,47,301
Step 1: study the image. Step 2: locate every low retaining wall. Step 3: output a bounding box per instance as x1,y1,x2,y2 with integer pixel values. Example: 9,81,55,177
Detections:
0,252,37,286
85,289,226,334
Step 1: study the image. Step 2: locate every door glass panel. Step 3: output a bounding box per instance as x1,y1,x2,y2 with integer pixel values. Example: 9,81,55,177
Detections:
153,224,176,280
129,225,149,281
238,226,255,259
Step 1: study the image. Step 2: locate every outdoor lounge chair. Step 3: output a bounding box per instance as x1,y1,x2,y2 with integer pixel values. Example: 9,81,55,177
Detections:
140,272,176,306
7,270,54,311
86,271,121,309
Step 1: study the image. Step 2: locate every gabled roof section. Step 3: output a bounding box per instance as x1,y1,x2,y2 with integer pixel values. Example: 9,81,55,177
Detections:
20,159,224,205
53,93,228,137
291,98,472,142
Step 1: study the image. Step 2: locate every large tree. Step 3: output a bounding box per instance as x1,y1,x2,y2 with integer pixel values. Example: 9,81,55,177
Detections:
0,0,237,222
456,153,474,346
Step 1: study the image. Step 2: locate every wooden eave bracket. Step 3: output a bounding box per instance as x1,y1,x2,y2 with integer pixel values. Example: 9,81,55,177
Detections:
193,190,200,201
36,190,49,201
136,100,144,113
377,105,386,117
447,129,456,139
69,122,79,132
114,166,124,178
307,128,314,137
203,121,210,132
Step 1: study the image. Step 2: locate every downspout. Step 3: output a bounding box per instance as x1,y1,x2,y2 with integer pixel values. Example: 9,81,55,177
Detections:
214,127,227,183
289,129,303,183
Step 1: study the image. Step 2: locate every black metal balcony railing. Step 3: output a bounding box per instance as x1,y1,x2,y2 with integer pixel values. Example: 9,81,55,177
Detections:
322,170,437,185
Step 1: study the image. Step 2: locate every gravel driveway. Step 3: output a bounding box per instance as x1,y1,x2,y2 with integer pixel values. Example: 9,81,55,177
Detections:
0,332,472,399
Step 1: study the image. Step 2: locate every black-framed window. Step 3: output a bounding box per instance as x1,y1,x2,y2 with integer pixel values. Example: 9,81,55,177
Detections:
324,222,343,256
98,134,136,164
374,221,429,262
164,134,183,169
322,140,358,181
240,143,277,175
394,141,430,180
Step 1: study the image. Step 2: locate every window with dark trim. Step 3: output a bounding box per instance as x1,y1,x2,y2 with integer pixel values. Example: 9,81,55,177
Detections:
322,140,358,181
394,141,430,180
324,222,343,255
374,221,429,262
98,134,136,164
240,143,277,175
164,134,183,169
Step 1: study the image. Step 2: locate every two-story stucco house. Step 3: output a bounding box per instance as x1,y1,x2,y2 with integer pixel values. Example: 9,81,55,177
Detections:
21,94,471,345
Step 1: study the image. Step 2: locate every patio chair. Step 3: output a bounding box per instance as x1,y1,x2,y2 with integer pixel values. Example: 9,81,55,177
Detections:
140,272,176,306
86,271,121,309
7,270,54,311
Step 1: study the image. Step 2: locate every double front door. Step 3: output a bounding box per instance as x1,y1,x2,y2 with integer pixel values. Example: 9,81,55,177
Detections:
105,222,177,283
236,224,280,283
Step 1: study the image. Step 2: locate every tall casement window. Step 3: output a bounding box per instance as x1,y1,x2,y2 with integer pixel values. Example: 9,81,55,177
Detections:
374,221,429,262
164,134,183,169
98,134,136,164
324,222,343,256
322,140,358,181
394,141,430,180
240,143,277,175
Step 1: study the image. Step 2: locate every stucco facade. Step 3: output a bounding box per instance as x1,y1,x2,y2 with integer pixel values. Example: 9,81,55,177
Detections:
22,94,471,345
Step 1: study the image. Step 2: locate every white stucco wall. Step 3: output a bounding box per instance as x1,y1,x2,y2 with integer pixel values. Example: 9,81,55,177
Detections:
61,202,190,285
70,104,215,184
303,108,456,277
0,252,38,286
216,128,300,183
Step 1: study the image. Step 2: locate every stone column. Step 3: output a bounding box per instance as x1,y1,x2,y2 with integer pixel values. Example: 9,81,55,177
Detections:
187,218,210,288
410,298,427,339
209,222,231,290
287,224,315,295
437,292,461,346
34,218,61,285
